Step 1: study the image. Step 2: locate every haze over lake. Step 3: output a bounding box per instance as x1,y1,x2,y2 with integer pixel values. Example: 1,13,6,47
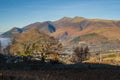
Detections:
0,38,11,48
0,32,3,35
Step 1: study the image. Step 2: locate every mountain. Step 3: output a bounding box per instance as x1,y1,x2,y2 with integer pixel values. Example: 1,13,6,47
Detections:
1,16,120,52
1,27,23,38
23,21,56,33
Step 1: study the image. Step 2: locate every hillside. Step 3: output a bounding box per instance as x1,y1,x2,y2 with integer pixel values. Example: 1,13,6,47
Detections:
0,63,120,80
1,16,120,52
1,69,120,80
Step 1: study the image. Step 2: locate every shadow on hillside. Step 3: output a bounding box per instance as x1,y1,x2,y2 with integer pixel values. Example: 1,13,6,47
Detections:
1,63,120,80
0,53,120,70
0,54,120,80
0,61,120,70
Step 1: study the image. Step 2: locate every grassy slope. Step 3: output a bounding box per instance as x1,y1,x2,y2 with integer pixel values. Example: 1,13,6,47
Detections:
0,62,120,80
86,51,120,65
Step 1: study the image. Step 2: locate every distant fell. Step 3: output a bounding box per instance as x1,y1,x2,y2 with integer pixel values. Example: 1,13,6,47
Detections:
1,16,120,52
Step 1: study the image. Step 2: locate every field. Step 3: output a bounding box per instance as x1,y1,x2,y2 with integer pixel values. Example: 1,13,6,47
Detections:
86,51,120,65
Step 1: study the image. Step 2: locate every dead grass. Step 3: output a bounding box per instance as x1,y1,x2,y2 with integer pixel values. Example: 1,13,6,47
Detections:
0,68,120,80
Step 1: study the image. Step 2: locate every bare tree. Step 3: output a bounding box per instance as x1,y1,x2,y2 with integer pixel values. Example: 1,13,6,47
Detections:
72,46,90,63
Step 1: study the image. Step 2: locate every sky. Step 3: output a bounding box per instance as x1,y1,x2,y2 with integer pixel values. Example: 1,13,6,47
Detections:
0,0,120,32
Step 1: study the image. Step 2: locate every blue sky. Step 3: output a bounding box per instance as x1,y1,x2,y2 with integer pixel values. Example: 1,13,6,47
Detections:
0,0,120,32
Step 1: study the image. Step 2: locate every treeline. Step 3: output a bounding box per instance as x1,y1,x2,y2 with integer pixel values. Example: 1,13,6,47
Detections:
0,28,90,65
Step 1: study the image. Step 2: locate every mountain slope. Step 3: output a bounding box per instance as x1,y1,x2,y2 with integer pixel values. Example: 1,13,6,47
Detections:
2,16,120,38
1,16,120,51
1,27,23,38
23,21,56,33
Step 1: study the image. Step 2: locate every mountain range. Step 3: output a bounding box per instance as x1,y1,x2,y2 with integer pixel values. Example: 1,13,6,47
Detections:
1,16,120,52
